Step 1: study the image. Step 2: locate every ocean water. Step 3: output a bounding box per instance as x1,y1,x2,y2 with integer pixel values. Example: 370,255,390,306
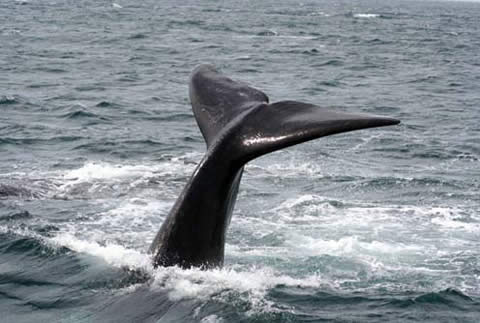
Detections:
1,0,479,322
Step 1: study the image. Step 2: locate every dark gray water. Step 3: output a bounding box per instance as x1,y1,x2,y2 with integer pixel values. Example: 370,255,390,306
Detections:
1,0,480,322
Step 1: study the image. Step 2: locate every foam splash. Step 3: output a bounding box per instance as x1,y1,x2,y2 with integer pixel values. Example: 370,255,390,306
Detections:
151,265,325,313
61,153,201,183
2,155,478,307
246,160,324,178
44,231,325,313
311,11,330,17
53,157,198,198
200,315,224,323
0,155,201,201
91,198,170,248
270,194,478,230
285,235,423,257
63,162,165,182
354,13,380,18
98,198,170,225
272,194,340,211
48,233,152,269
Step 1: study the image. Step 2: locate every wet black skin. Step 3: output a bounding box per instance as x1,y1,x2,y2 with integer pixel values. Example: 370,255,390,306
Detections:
149,64,400,269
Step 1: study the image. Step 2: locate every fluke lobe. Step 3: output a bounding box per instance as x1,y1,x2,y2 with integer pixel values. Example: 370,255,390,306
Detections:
149,64,400,269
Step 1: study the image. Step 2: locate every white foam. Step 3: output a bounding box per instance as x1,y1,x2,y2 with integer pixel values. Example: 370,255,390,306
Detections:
429,207,479,230
3,151,478,302
246,161,324,178
112,3,123,9
61,154,200,183
48,233,152,269
43,232,327,313
43,230,317,311
200,315,224,323
284,235,417,257
63,162,157,182
272,194,338,211
53,158,198,198
228,194,480,279
99,198,169,220
269,195,479,232
354,13,380,18
151,265,324,313
94,199,170,245
311,11,330,17
276,35,317,40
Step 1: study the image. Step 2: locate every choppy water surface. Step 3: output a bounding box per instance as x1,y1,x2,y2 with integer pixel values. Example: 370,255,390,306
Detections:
1,0,480,322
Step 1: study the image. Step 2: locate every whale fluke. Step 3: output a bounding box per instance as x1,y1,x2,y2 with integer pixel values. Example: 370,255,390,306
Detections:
149,64,400,269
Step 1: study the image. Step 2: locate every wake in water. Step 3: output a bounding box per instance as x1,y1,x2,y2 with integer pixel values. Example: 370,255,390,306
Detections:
1,153,479,321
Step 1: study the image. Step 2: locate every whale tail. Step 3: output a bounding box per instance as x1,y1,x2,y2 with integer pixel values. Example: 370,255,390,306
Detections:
190,64,400,164
149,65,399,269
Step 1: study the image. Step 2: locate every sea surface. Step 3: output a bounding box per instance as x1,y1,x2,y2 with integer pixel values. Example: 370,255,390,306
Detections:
1,0,479,322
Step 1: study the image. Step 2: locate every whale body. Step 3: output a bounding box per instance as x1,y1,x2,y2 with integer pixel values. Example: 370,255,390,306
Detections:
149,64,400,269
